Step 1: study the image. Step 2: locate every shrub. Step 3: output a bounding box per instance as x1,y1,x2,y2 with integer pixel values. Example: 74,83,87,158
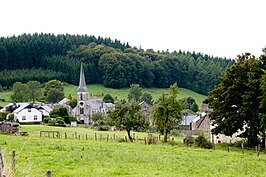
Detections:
195,134,213,149
183,135,195,146
0,112,8,121
97,125,110,131
118,137,126,143
43,117,50,123
170,129,180,137
7,113,15,122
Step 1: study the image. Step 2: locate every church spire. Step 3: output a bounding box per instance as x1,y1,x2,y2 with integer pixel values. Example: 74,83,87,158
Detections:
77,63,88,92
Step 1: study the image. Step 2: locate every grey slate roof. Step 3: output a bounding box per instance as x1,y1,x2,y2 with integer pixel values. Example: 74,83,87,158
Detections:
77,63,88,92
181,115,197,125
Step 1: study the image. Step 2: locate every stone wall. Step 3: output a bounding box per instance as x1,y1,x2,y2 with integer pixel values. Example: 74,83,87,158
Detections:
180,130,198,135
0,122,19,135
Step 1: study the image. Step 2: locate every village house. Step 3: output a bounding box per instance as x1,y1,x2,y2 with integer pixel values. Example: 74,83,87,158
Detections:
0,103,52,123
139,101,153,126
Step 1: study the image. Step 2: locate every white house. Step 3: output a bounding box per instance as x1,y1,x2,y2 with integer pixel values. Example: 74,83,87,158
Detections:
35,105,52,117
13,104,42,123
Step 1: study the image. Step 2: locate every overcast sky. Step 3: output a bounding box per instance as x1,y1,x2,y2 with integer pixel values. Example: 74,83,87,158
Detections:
1,0,266,59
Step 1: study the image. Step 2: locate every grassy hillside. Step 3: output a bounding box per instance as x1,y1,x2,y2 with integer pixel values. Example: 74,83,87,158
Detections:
0,84,206,107
65,84,207,106
0,125,265,177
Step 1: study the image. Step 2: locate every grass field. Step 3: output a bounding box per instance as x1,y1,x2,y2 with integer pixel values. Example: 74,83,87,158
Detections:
64,84,206,105
0,125,266,177
0,84,207,107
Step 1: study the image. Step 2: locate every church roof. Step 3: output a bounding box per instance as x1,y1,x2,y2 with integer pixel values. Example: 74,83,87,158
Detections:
77,63,88,92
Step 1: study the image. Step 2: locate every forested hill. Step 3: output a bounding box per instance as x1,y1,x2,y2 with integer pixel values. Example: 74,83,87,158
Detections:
0,33,234,95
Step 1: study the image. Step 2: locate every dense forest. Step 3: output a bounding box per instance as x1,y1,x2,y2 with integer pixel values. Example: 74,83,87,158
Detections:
0,33,234,95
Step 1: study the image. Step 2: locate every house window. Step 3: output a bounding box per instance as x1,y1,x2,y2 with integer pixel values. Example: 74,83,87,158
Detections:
80,108,84,114
22,116,26,120
28,108,31,112
34,115,38,120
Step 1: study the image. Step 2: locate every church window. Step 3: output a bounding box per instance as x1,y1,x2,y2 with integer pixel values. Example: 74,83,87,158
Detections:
80,108,84,114
80,94,83,100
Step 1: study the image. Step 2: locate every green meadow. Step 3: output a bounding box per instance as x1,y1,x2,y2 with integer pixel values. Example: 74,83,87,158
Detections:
64,84,206,105
0,84,206,107
0,125,266,177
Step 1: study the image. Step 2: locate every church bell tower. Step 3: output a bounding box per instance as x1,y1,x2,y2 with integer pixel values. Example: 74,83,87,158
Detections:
77,63,89,123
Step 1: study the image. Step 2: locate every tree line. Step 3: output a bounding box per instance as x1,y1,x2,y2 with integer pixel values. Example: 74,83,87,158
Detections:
0,33,233,95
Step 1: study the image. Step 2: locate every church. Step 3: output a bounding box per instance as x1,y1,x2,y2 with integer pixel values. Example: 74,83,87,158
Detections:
71,64,115,124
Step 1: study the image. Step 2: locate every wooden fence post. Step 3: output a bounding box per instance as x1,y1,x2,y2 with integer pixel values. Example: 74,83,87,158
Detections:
95,133,97,140
241,143,244,154
256,145,260,157
144,137,147,145
86,134,88,140
100,134,102,141
227,144,230,152
65,132,67,139
136,136,138,144
116,135,118,142
107,134,109,142
12,151,16,173
172,138,174,146
75,132,77,139
46,170,52,177
0,148,4,176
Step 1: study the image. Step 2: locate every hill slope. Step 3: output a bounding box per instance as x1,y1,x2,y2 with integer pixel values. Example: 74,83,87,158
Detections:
0,84,206,107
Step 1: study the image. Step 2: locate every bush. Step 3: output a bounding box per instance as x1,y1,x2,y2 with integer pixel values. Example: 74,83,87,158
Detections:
170,129,180,137
43,117,50,123
97,125,110,131
195,134,213,149
7,113,15,122
183,135,195,146
118,138,126,143
0,112,8,121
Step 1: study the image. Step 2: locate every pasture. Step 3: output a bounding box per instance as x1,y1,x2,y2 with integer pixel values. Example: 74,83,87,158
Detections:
0,125,266,177
64,84,206,105
0,84,206,107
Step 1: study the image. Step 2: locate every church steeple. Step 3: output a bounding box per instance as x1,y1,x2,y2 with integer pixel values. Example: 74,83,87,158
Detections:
77,63,88,92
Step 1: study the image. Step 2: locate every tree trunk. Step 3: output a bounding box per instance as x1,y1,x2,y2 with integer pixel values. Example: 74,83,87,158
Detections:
164,126,168,143
126,129,133,142
262,138,265,149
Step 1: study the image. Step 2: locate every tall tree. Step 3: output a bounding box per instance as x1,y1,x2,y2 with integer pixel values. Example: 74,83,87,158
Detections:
27,81,42,103
207,53,265,146
128,84,142,103
141,92,154,105
46,88,64,103
152,83,182,142
103,94,115,104
44,80,64,102
11,82,29,102
109,101,148,142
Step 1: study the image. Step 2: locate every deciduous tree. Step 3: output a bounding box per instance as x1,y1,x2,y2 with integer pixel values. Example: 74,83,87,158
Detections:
207,53,266,147
27,81,42,103
152,83,182,142
109,101,148,142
